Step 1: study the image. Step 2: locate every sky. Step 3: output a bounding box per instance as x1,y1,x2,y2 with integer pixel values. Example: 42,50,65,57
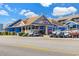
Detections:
0,3,79,25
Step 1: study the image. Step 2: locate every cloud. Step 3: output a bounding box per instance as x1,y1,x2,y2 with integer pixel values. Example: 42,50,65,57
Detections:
20,9,30,15
20,9,38,17
0,10,9,16
14,8,17,13
24,11,38,17
40,3,52,7
4,5,12,11
52,6,77,16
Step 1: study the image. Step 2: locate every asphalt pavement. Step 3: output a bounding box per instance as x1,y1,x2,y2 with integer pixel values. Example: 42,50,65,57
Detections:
0,36,78,56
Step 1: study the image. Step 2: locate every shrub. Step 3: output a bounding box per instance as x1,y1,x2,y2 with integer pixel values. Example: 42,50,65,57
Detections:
0,32,16,35
19,32,25,36
12,32,16,35
5,32,9,35
0,32,2,35
23,33,28,37
8,32,11,35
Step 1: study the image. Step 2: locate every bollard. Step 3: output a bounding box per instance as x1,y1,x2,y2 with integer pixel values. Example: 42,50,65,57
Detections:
43,35,49,40
16,33,19,36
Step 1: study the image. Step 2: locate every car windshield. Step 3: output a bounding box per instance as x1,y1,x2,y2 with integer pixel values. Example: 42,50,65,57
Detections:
34,32,38,34
56,31,61,34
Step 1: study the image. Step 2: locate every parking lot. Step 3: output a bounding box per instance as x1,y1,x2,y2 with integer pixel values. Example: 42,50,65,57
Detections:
0,36,79,55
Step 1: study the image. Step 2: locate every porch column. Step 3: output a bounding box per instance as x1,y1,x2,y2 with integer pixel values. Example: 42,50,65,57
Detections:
24,26,27,33
68,25,70,30
76,24,77,29
27,25,29,32
30,26,32,30
67,25,69,30
27,25,29,30
21,26,23,32
56,26,58,31
45,25,48,35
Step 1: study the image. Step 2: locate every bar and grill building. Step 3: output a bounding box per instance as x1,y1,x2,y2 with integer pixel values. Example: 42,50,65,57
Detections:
5,15,62,35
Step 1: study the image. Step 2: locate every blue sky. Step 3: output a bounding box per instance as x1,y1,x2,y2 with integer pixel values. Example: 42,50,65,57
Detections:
0,3,79,25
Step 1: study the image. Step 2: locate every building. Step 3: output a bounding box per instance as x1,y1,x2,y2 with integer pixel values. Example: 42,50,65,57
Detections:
5,15,61,35
6,14,79,35
57,14,79,31
0,24,3,32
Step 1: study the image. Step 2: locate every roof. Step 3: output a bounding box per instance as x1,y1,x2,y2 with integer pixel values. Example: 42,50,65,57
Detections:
6,19,22,28
57,14,79,22
7,15,66,28
57,14,79,26
22,15,53,25
57,14,79,21
22,16,40,25
48,18,63,26
22,16,63,26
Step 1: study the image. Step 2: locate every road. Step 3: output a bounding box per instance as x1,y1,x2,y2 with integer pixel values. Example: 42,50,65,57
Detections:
0,36,79,56
0,44,71,56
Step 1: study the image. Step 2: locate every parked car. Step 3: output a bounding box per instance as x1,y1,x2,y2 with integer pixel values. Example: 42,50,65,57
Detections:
69,30,79,38
50,31,61,38
28,31,34,36
63,31,72,38
28,31,43,37
50,31,71,38
58,31,64,38
33,32,42,37
49,31,57,37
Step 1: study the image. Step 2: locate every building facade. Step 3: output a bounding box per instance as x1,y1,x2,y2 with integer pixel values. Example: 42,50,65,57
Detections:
5,15,60,35
57,14,79,31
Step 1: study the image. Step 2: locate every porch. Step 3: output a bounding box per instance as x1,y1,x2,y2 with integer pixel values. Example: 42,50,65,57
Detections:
6,25,55,35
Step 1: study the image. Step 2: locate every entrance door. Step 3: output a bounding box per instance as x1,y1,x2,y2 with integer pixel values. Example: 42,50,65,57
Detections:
39,26,45,34
48,26,52,34
15,27,21,33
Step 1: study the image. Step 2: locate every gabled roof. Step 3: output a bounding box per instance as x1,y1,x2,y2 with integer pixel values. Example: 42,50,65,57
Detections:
22,15,53,25
8,16,40,27
48,18,63,26
22,16,40,25
32,15,52,25
7,15,65,28
57,14,79,21
6,19,22,28
57,14,79,26
23,15,61,26
65,21,78,25
12,21,25,27
57,14,79,23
